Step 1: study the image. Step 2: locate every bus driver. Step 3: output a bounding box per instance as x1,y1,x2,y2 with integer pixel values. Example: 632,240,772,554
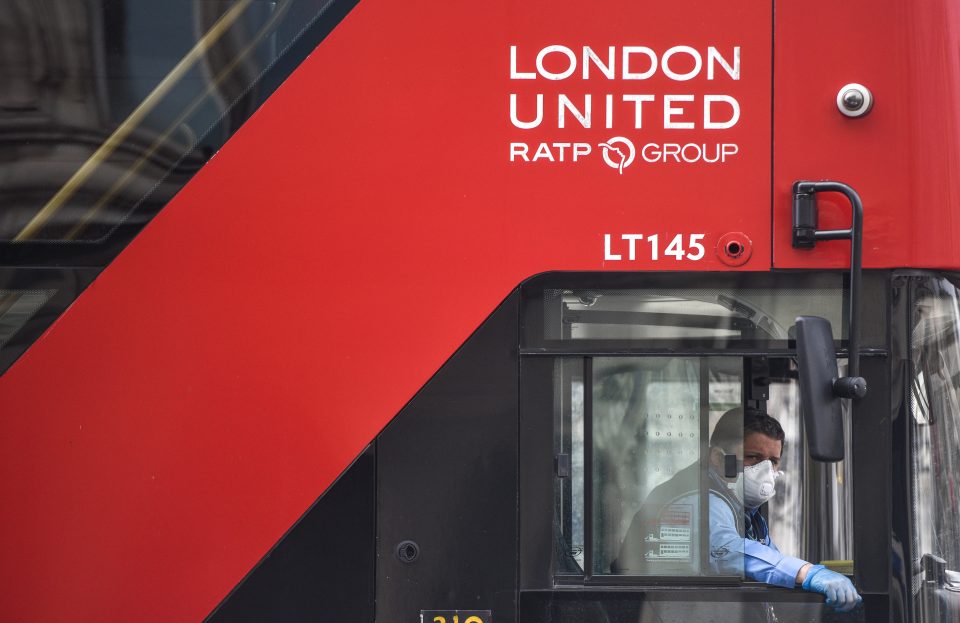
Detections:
614,408,863,613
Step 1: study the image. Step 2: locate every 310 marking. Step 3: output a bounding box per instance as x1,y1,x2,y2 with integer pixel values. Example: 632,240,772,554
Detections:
420,610,490,623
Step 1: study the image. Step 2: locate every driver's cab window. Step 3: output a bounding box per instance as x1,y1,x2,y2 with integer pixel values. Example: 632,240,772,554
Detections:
543,282,853,584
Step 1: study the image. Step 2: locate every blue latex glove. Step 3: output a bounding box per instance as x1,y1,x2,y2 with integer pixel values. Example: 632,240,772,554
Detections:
801,564,863,612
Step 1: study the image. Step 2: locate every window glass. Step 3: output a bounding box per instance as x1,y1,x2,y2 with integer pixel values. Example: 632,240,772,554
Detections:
555,358,585,573
910,277,960,584
0,289,56,349
0,1,354,375
553,352,855,583
767,367,854,567
541,281,844,345
555,356,744,578
0,0,348,246
539,276,864,587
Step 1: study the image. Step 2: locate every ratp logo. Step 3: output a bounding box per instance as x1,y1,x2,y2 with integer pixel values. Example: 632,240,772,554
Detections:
599,137,636,174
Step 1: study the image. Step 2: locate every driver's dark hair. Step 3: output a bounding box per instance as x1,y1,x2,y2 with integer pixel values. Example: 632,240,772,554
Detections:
710,406,785,451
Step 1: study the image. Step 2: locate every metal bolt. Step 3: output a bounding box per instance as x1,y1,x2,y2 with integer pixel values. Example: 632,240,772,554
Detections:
841,89,865,111
836,83,873,118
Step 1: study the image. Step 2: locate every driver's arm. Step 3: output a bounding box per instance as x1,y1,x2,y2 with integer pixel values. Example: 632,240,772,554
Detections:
709,497,862,612
708,496,807,586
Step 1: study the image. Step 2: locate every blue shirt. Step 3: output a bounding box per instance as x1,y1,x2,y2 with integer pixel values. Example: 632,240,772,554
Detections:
708,495,808,587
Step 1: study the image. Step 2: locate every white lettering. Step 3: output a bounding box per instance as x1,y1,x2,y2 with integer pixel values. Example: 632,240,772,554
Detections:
604,234,622,261
642,143,661,162
665,234,685,260
601,233,708,261
681,143,702,163
704,95,740,129
510,93,543,129
687,234,706,260
507,44,745,136
647,234,659,260
622,46,658,79
622,234,644,260
640,143,740,163
510,142,529,161
661,46,702,81
510,46,536,79
707,47,740,80
532,143,555,161
536,45,577,80
663,95,695,129
623,94,655,129
508,143,593,163
702,144,721,163
558,94,591,128
583,46,616,79
508,45,741,82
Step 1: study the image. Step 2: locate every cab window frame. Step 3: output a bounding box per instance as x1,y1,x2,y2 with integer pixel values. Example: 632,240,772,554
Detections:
519,271,889,602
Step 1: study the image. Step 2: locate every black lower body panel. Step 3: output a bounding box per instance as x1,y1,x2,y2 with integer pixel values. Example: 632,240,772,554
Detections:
205,445,376,622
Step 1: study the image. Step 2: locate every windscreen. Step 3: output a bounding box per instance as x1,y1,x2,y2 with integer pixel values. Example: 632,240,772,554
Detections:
910,277,960,581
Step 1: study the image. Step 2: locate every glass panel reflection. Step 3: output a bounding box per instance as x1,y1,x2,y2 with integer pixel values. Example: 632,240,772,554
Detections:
541,280,845,346
0,0,345,244
555,358,585,573
910,276,960,622
554,356,745,578
0,289,56,349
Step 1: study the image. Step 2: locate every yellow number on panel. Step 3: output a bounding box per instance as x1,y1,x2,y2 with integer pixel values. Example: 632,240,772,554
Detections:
465,618,484,623
432,617,446,623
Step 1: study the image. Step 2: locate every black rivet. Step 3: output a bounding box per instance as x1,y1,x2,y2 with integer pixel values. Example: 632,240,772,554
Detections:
397,540,420,563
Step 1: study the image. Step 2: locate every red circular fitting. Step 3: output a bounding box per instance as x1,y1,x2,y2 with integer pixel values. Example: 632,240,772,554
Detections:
716,232,753,267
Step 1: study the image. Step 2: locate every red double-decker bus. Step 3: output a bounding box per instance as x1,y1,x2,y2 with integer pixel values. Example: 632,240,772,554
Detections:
1,1,958,621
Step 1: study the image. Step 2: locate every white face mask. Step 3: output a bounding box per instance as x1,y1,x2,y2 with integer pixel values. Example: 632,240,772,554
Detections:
743,459,783,508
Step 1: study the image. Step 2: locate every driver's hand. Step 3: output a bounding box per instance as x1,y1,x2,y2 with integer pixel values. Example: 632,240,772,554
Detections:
801,564,863,612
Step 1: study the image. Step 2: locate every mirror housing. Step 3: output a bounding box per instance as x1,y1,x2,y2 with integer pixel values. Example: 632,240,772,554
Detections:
795,316,846,462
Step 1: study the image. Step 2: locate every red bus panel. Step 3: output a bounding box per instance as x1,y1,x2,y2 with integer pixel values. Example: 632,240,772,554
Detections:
774,0,960,270
2,1,772,621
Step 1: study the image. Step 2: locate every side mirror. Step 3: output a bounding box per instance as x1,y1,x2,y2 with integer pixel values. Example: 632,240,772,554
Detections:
794,316,866,462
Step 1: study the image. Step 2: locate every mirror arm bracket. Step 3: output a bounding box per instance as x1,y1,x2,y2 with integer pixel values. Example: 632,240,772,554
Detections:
792,180,865,387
